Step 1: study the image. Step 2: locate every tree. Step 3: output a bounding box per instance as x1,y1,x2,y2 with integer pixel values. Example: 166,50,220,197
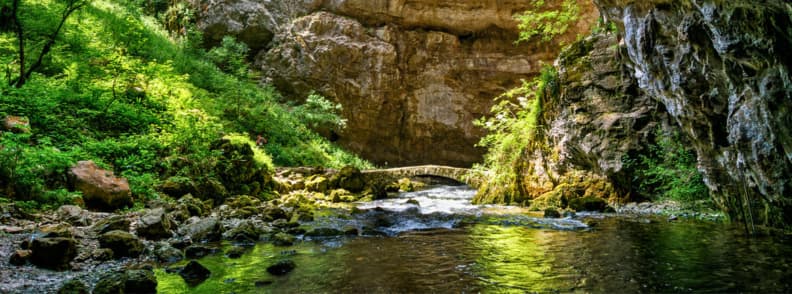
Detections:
515,0,580,44
5,0,89,88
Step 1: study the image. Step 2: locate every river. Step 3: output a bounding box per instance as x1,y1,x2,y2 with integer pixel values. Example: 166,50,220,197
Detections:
156,185,792,293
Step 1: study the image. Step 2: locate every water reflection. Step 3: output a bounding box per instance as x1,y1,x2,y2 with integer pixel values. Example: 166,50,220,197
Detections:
157,186,792,293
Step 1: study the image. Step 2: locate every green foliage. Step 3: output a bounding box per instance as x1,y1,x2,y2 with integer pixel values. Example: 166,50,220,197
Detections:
207,36,250,79
0,0,371,210
473,65,558,204
0,132,79,208
624,128,709,203
515,0,580,43
291,92,347,130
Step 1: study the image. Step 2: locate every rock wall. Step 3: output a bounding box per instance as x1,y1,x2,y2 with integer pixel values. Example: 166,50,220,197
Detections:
191,0,598,166
595,0,792,229
473,32,665,207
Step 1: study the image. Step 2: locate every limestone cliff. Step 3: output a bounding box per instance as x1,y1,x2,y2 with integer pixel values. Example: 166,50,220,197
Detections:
190,0,598,166
596,0,792,230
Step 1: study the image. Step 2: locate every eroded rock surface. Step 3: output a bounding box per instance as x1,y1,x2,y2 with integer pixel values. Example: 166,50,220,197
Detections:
596,0,792,229
192,0,598,166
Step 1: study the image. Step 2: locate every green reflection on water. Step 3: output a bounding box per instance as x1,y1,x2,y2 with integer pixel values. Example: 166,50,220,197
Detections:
466,224,572,293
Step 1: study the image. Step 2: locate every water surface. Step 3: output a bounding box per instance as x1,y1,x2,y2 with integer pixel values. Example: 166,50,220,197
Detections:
157,185,792,293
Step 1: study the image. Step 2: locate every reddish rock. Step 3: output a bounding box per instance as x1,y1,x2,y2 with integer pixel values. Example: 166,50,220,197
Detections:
2,115,30,133
69,161,132,211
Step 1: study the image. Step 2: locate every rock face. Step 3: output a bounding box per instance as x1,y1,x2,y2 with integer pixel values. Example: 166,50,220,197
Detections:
475,33,659,208
595,0,792,229
69,161,132,211
192,0,598,166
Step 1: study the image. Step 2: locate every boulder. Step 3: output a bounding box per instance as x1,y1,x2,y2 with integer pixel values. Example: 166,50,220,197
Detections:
58,279,89,294
304,227,343,237
39,223,74,238
99,230,143,258
262,206,288,221
179,260,211,286
160,177,196,198
136,208,172,240
153,242,183,263
30,237,77,270
69,161,132,211
543,208,561,219
178,194,210,217
2,115,30,133
178,217,221,242
222,219,263,243
266,259,295,276
93,269,157,294
57,205,90,226
92,215,130,234
9,249,31,266
334,166,364,193
124,269,158,293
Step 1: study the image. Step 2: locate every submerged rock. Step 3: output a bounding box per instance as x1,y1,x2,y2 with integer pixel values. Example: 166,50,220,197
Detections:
179,260,211,286
266,259,296,276
226,246,247,258
185,245,215,259
304,228,343,237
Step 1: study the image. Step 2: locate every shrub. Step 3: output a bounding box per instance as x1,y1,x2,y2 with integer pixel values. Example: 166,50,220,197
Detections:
624,128,709,203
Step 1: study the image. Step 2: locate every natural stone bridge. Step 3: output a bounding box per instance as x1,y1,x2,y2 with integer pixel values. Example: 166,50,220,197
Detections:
361,165,482,188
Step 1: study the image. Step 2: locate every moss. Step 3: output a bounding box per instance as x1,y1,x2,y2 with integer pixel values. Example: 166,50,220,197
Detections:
528,183,572,211
568,196,609,212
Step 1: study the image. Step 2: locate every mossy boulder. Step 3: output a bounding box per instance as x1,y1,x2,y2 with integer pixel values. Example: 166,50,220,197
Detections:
332,166,365,193
58,279,89,294
305,175,330,193
99,230,143,258
272,232,296,246
568,196,610,212
305,227,343,237
397,178,425,192
136,208,173,240
178,217,221,242
93,269,157,294
91,215,131,234
30,237,77,270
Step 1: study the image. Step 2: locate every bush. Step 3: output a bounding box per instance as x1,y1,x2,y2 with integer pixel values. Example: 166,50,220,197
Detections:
624,128,709,203
473,65,558,204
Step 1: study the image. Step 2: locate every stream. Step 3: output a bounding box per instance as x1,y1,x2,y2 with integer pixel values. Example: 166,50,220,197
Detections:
156,185,792,293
